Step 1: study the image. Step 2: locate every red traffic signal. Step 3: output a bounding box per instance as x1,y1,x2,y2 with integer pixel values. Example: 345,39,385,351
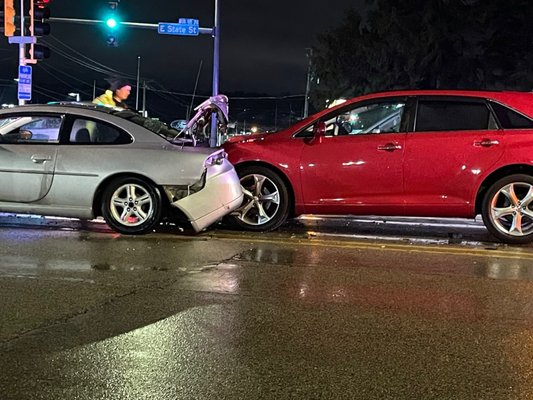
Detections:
31,0,51,36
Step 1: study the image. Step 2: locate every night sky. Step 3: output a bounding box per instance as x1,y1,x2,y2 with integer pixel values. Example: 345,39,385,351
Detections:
0,0,365,118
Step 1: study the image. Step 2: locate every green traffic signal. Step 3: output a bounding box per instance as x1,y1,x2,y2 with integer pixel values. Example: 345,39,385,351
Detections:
105,17,117,29
102,1,120,46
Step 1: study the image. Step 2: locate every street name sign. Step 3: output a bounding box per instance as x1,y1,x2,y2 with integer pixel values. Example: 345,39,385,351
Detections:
158,19,199,36
18,66,32,101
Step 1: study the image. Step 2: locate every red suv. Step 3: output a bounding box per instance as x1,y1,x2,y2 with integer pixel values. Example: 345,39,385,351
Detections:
222,90,533,244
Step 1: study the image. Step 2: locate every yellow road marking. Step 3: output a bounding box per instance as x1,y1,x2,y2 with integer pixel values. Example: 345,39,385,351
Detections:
208,232,533,261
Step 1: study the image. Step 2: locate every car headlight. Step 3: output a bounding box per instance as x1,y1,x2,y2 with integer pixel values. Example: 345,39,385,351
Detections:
204,151,227,167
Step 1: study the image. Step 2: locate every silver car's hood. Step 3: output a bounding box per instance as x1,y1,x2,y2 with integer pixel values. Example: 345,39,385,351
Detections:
165,144,223,155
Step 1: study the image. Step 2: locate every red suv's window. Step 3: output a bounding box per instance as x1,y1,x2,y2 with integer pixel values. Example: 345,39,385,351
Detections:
490,102,533,129
416,100,494,132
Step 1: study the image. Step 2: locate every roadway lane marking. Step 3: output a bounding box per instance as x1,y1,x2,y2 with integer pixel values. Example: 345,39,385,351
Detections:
208,233,533,261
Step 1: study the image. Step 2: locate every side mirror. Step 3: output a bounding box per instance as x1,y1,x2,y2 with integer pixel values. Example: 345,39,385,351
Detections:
309,121,326,144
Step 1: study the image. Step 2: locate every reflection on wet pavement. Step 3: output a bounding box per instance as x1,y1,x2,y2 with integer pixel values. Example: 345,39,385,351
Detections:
4,224,533,399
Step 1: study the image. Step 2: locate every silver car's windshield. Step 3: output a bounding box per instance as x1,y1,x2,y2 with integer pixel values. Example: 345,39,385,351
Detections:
110,109,179,141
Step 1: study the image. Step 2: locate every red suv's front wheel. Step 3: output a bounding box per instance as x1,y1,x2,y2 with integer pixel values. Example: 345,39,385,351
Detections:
229,166,290,232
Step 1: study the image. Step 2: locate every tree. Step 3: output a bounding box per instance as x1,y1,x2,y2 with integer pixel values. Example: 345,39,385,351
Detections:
310,0,533,108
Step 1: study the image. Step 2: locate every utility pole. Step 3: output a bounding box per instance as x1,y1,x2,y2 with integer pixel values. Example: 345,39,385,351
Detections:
274,100,278,131
188,60,203,120
142,80,146,116
135,55,140,110
303,48,313,118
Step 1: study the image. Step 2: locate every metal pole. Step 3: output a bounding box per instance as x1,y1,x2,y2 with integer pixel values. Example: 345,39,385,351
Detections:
209,0,220,147
135,55,140,110
18,0,26,105
93,79,96,99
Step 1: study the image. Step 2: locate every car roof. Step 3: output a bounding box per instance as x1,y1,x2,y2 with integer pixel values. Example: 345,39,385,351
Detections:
0,102,122,115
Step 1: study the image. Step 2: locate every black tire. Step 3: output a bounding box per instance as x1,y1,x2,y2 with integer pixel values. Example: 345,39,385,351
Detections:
481,174,533,244
228,165,290,232
101,176,163,234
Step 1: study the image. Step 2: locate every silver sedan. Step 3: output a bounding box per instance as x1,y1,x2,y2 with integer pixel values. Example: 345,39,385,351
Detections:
0,103,243,234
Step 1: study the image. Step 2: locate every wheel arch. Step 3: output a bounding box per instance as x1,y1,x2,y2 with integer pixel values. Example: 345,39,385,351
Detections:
234,161,297,218
92,173,167,218
475,164,533,214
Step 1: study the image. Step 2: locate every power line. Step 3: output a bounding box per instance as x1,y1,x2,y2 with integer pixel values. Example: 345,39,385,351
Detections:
9,35,306,107
46,35,135,78
33,84,74,98
43,37,305,101
33,88,62,101
36,63,92,97
35,62,95,91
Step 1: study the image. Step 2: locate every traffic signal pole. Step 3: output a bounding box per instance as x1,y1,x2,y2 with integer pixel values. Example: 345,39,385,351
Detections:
7,0,50,104
209,0,220,147
18,0,26,105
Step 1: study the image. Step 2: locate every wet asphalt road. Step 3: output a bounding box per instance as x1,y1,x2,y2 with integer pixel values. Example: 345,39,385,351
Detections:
2,216,533,399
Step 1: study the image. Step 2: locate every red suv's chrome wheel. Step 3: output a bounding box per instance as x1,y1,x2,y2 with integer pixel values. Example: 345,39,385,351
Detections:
482,174,533,244
230,166,290,231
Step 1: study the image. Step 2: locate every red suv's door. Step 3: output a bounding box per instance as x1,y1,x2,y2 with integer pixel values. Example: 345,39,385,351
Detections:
403,97,504,217
299,99,408,215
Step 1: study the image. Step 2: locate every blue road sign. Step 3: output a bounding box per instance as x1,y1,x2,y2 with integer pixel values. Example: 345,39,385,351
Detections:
158,22,199,36
18,65,32,101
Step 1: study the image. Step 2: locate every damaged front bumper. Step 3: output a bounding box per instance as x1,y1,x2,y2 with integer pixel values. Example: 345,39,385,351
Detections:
164,157,243,232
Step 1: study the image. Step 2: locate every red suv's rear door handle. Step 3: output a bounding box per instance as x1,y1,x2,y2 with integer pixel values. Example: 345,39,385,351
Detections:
474,139,499,147
377,143,402,152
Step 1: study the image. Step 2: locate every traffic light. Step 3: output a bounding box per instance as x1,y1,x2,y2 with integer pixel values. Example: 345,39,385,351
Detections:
29,0,52,60
104,1,120,47
3,0,16,37
32,44,50,59
32,0,51,36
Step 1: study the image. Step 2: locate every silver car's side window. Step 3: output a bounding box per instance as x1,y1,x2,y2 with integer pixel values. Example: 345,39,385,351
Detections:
68,118,133,145
0,115,62,144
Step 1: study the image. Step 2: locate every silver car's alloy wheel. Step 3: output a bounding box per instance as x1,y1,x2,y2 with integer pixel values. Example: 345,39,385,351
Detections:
109,183,154,227
489,181,533,237
237,173,281,226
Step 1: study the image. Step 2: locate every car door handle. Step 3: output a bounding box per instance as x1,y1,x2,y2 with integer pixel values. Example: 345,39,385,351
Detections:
377,143,402,152
474,139,499,147
31,154,52,163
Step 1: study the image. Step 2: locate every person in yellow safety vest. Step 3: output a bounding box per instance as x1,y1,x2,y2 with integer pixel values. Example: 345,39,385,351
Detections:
93,77,132,109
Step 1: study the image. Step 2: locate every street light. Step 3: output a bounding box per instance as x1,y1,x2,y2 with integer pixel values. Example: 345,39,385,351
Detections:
68,92,80,101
